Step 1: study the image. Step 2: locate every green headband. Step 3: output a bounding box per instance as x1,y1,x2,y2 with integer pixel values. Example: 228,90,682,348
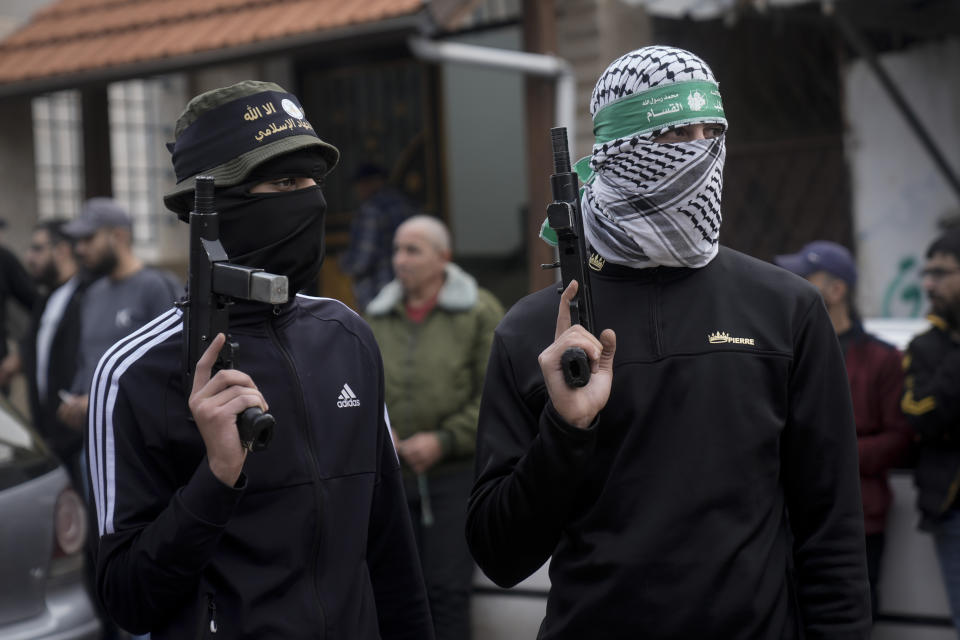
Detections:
540,80,727,247
592,79,726,144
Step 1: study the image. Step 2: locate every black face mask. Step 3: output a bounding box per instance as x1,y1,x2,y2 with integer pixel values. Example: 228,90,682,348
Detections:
215,184,327,296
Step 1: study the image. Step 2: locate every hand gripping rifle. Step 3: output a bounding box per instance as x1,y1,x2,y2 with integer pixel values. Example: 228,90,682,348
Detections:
179,176,288,452
544,127,596,388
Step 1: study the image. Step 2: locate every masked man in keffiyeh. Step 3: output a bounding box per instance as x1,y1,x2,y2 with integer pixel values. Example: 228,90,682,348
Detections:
467,46,872,639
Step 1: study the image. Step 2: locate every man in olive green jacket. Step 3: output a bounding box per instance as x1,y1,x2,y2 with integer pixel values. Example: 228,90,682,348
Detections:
365,215,503,640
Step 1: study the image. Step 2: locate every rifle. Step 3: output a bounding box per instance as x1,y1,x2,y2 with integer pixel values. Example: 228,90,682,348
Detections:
544,127,596,388
179,175,288,451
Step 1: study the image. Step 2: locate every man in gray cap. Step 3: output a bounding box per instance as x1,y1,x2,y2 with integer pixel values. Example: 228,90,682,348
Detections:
776,240,912,619
84,80,432,640
58,197,181,429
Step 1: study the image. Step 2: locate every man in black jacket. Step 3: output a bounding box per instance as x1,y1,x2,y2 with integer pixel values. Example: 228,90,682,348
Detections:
85,80,433,639
467,45,871,638
18,220,87,484
901,227,960,631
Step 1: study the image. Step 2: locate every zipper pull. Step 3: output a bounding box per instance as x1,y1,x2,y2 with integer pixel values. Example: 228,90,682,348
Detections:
208,595,218,634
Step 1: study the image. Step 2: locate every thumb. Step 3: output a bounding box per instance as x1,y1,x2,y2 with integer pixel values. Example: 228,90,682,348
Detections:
597,329,616,373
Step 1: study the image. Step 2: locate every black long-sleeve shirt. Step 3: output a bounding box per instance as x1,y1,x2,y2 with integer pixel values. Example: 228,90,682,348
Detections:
468,247,871,639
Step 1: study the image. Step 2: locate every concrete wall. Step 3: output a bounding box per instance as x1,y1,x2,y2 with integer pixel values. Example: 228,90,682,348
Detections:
847,37,960,318
442,27,527,257
0,96,38,259
0,95,37,415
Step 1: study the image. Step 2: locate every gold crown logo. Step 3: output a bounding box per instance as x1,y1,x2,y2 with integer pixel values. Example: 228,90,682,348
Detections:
708,331,756,346
589,253,606,272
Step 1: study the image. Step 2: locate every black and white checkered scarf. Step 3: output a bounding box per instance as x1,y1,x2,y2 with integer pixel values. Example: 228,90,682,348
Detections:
583,46,726,269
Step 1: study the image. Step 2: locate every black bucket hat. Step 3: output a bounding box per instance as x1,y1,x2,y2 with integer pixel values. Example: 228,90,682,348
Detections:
163,80,339,215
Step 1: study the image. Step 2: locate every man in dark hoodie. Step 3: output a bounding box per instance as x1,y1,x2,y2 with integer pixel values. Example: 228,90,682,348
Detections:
18,220,88,485
467,46,871,638
85,80,433,640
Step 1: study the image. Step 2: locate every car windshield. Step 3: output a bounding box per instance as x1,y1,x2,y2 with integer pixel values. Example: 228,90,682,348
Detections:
0,398,57,490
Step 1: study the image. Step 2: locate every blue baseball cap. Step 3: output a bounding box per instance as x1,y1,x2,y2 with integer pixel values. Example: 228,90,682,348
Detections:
774,240,857,288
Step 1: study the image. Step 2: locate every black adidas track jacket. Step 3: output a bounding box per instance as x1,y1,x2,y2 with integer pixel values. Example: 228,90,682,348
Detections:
86,296,433,639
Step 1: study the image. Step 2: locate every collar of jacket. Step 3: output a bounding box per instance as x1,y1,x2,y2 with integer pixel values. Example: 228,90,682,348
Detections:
592,256,696,284
366,262,478,316
928,313,950,332
226,296,298,329
926,313,960,343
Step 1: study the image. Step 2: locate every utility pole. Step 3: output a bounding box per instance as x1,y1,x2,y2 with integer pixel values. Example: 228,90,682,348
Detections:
81,85,113,198
523,0,559,293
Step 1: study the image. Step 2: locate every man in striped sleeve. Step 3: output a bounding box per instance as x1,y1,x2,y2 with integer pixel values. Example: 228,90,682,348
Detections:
85,80,433,640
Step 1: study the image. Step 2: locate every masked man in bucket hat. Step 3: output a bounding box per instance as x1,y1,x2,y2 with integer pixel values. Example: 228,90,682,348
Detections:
85,81,433,640
467,46,871,638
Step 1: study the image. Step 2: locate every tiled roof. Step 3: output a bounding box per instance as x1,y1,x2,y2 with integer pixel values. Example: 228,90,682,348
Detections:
0,0,427,89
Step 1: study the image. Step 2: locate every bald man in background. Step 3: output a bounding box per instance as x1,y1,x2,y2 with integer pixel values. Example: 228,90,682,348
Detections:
365,215,503,640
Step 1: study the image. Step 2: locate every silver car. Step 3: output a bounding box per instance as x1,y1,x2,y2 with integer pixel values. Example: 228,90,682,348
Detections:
0,397,101,639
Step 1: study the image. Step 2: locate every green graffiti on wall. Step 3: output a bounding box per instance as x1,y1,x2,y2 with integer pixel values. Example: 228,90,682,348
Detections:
882,255,923,317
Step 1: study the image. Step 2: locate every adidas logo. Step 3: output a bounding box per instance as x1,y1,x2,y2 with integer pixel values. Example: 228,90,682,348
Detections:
336,383,361,408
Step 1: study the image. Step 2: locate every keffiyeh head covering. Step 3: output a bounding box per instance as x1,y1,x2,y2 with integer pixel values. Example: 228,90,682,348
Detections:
544,46,728,269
